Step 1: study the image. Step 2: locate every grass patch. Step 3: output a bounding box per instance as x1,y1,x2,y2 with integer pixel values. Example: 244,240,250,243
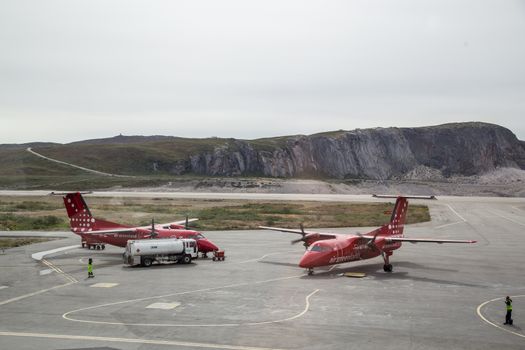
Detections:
185,202,430,230
0,214,67,231
0,200,61,212
0,237,54,249
0,196,431,231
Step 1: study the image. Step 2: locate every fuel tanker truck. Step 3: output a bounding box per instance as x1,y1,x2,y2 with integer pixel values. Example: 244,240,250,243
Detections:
124,238,198,267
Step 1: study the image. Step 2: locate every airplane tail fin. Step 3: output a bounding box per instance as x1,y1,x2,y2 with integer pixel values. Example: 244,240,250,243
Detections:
52,192,122,233
373,195,436,236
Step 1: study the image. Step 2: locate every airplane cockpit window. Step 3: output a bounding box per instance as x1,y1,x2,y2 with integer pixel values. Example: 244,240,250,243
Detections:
309,244,329,252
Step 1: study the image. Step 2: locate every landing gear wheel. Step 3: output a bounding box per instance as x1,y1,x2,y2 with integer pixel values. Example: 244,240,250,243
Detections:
383,264,393,272
307,268,314,276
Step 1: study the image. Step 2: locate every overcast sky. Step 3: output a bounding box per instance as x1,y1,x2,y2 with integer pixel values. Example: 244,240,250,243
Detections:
1,0,524,144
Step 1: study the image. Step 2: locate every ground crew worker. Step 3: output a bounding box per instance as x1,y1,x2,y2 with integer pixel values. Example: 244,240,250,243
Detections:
504,296,513,325
88,258,94,278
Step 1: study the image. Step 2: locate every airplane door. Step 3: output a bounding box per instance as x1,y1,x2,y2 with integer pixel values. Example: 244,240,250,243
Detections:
335,241,343,261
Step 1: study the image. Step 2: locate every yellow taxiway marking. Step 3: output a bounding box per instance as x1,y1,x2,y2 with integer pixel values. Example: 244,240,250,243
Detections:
476,295,525,339
0,331,285,350
63,274,318,327
90,283,119,288
42,259,78,283
343,272,366,278
146,302,181,310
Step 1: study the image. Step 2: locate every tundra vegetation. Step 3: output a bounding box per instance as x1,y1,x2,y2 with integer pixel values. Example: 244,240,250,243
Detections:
0,237,55,249
0,196,430,231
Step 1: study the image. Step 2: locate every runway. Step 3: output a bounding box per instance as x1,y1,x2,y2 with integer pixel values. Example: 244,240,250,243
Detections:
0,195,524,349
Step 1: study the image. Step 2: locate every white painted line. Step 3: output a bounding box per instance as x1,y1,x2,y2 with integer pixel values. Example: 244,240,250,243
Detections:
90,283,119,288
476,295,525,339
39,269,53,276
63,274,307,327
492,212,525,227
511,206,524,212
446,204,467,222
31,245,81,261
0,282,74,306
435,221,465,229
0,331,285,350
238,251,296,264
146,302,181,310
0,259,78,306
0,286,8,290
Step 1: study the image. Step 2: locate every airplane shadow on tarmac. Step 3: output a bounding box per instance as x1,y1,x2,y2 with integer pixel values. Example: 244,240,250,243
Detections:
122,262,197,270
259,259,484,288
311,262,484,288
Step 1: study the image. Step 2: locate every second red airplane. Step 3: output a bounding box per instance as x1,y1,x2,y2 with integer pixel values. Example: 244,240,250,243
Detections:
54,192,219,256
260,195,476,275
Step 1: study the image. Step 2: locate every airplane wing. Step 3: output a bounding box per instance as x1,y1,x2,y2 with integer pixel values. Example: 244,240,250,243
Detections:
385,237,477,244
258,226,338,240
155,218,198,229
76,218,199,235
78,227,138,235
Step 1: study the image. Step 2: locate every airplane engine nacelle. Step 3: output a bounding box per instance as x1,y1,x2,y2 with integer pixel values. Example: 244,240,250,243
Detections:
304,233,323,245
169,224,185,229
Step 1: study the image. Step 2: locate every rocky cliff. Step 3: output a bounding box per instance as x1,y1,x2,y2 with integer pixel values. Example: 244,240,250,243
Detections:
187,123,525,179
28,122,525,180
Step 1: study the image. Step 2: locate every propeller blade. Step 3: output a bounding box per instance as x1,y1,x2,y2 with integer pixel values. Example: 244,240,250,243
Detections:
185,215,189,230
150,218,158,238
291,238,303,245
298,224,308,250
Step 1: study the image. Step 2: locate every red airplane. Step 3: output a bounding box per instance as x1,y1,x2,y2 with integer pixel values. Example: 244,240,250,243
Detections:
260,195,476,275
53,192,219,256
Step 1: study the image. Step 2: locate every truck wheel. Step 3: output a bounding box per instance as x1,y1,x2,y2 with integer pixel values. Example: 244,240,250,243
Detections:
101,245,105,250
142,257,153,267
182,255,191,264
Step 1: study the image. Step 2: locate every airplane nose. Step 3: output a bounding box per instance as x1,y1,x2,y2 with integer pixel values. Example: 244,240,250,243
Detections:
198,239,219,252
299,253,316,268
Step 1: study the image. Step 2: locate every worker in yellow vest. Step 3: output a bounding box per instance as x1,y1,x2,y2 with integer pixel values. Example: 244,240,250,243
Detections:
88,258,94,278
504,296,513,325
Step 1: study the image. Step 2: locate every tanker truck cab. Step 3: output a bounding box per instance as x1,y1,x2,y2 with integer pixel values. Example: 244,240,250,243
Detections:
124,238,199,267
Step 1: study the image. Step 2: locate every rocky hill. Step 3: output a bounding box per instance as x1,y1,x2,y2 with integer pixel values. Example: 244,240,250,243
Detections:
189,123,525,179
18,122,525,180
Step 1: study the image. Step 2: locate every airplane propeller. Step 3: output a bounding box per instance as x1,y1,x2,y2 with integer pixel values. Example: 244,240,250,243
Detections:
149,218,158,238
185,215,189,230
290,223,309,249
362,231,389,265
356,231,384,254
